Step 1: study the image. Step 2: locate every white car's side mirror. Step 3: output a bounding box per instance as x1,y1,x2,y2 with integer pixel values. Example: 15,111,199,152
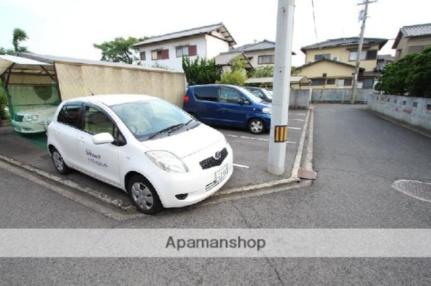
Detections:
92,133,114,145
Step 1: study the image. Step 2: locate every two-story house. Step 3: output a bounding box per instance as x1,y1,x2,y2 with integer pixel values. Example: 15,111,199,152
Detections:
215,40,277,69
295,37,387,89
393,23,431,59
133,23,236,72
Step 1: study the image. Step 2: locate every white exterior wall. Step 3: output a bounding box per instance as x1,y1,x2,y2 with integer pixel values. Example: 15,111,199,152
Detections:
205,35,230,59
136,36,207,72
136,34,230,72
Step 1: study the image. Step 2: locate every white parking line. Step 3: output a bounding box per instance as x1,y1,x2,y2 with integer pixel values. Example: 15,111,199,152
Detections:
295,113,307,116
288,127,302,130
225,134,297,144
293,119,305,122
233,163,250,169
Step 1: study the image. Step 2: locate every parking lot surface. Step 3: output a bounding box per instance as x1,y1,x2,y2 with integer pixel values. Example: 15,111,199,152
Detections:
0,110,307,212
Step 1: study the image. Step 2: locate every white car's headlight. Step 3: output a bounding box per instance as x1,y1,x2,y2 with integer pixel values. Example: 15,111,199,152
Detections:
262,107,271,114
23,115,39,122
146,151,189,173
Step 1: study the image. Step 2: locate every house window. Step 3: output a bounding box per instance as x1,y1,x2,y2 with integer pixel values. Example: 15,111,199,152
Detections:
139,51,146,61
349,51,366,61
151,49,169,60
349,50,377,61
258,55,274,65
176,45,197,58
326,79,335,85
366,50,377,60
311,78,326,86
314,54,331,61
344,78,353,86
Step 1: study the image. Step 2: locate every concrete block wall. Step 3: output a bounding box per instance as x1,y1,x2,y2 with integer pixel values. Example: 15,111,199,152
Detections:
310,88,370,103
368,93,431,132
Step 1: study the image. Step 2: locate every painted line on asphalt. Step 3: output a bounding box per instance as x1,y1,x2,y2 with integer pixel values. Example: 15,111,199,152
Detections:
233,163,250,169
288,127,302,130
293,119,305,122
226,134,296,144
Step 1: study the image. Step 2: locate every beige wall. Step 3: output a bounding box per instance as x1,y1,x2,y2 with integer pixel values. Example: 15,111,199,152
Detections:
55,62,186,106
304,44,380,72
395,36,431,59
295,61,355,89
296,61,355,78
245,49,275,68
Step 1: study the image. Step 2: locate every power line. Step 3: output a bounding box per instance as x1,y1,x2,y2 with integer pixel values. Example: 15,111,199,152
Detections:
311,0,318,40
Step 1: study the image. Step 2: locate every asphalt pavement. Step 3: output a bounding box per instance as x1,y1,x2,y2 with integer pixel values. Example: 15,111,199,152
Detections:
0,104,430,285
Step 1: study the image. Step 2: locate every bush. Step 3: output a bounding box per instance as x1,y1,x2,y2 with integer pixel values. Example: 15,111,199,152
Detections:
251,66,273,78
182,57,221,85
218,70,247,85
379,47,431,97
217,56,248,86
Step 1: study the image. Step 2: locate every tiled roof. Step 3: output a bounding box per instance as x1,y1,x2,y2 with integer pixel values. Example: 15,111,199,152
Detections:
393,23,431,48
226,40,275,53
133,23,236,47
301,37,387,53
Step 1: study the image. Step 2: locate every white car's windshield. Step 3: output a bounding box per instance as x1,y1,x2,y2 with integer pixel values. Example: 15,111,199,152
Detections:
111,99,197,141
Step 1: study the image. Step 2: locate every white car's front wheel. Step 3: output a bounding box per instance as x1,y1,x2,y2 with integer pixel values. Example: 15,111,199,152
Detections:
127,174,163,214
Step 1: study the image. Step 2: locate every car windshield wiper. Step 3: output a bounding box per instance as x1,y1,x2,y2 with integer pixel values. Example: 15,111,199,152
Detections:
148,123,185,139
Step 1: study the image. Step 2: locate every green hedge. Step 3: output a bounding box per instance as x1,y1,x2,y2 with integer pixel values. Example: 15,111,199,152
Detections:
378,47,431,98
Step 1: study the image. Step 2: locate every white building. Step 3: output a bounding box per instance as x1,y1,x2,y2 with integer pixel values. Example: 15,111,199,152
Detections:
133,23,236,72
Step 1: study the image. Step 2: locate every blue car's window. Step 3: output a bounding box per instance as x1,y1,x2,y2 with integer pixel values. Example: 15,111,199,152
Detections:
219,87,242,104
236,87,263,103
194,86,218,102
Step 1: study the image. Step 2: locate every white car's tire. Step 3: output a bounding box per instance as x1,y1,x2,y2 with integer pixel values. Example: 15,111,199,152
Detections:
127,174,163,214
51,148,72,175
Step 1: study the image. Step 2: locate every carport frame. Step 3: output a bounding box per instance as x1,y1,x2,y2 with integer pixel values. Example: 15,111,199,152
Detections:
0,56,60,121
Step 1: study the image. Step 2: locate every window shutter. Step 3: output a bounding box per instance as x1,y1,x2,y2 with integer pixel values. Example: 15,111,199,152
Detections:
189,45,197,56
161,49,169,59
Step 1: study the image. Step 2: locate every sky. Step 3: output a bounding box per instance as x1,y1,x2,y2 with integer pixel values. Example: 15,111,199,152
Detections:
0,0,430,66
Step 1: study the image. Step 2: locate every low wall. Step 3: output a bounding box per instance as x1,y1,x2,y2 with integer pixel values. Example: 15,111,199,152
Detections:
290,89,311,109
368,93,431,131
55,62,186,107
310,88,371,103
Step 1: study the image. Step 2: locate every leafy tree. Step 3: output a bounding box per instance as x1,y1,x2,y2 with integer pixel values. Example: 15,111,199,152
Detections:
182,57,221,85
94,37,141,64
218,56,247,86
252,66,273,78
0,28,29,55
378,47,431,97
12,28,28,53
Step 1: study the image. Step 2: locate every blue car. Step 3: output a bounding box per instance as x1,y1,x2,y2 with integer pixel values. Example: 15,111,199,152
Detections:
183,84,271,134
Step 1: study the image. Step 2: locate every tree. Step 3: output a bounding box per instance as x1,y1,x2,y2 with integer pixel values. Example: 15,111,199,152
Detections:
12,28,28,53
252,66,273,78
0,28,28,55
218,56,247,86
378,47,431,97
94,37,141,64
182,57,221,85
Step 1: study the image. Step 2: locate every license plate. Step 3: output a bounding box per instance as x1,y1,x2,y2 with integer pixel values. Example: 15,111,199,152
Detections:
215,165,228,183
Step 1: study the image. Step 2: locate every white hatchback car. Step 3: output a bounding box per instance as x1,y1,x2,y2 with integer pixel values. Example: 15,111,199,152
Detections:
47,95,233,214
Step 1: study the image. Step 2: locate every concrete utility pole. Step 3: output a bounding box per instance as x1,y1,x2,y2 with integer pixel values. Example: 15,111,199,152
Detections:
268,0,295,175
351,0,376,104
